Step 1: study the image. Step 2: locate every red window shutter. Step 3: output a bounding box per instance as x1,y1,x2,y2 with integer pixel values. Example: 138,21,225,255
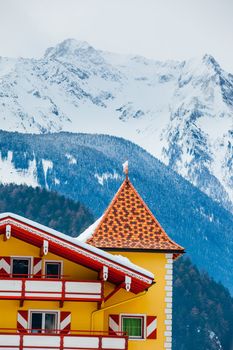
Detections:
60,312,71,334
109,314,120,335
0,257,11,277
33,257,42,278
146,316,157,339
17,310,28,333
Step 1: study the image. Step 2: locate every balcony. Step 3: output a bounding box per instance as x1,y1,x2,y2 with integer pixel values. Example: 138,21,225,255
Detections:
0,276,102,304
0,329,128,350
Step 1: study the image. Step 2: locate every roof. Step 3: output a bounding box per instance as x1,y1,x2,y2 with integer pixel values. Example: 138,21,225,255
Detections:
79,178,184,254
0,212,154,293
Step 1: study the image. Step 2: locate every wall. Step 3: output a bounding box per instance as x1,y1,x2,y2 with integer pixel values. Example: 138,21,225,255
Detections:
93,252,173,350
0,235,98,331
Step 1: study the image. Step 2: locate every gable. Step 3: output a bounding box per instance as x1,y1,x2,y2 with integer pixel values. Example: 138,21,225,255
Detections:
1,235,98,280
0,213,154,293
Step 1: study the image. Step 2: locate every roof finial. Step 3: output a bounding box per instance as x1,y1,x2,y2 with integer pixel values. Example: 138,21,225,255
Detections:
122,160,129,180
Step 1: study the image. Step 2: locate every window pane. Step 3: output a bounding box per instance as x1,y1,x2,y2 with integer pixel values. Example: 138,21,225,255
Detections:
45,263,61,278
122,317,142,337
12,259,30,277
31,313,42,333
45,314,56,333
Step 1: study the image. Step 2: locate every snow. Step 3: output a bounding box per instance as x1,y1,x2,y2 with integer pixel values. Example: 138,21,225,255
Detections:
42,159,53,189
65,153,77,164
42,159,53,176
0,212,154,280
77,216,103,242
0,58,16,78
54,178,60,185
197,114,232,141
0,38,232,211
208,330,223,349
77,218,155,278
94,172,121,186
0,151,38,187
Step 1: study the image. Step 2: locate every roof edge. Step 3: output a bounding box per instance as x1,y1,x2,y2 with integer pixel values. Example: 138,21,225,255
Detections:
101,248,185,253
0,212,154,280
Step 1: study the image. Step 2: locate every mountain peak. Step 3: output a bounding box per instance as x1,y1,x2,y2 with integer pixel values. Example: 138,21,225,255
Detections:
202,54,221,71
44,38,98,60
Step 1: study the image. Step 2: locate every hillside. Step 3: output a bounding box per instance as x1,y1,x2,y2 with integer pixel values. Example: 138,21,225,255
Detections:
0,184,232,349
173,258,233,350
0,184,93,236
0,131,232,293
0,39,232,212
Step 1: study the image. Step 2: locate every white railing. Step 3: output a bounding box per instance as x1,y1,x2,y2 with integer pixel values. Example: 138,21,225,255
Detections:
0,330,128,350
0,278,102,301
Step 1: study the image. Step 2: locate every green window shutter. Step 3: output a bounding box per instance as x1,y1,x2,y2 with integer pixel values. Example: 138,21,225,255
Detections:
122,317,143,338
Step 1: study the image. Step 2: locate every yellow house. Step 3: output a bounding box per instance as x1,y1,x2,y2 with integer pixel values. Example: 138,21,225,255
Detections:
0,175,184,350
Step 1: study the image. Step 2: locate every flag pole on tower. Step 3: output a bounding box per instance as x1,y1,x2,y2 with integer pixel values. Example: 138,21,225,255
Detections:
122,161,129,180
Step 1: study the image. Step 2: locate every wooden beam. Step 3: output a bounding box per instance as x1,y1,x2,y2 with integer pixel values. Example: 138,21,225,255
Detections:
4,225,11,241
104,283,124,303
20,280,25,307
99,266,108,281
40,240,49,257
59,280,65,308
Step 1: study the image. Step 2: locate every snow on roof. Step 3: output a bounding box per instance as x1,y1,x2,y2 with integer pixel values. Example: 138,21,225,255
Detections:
77,216,103,243
0,212,154,279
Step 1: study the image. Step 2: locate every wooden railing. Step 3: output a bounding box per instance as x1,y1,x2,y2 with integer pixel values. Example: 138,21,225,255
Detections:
0,328,128,350
0,277,103,302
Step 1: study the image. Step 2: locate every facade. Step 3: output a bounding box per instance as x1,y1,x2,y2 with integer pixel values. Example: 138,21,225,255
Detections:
0,176,184,350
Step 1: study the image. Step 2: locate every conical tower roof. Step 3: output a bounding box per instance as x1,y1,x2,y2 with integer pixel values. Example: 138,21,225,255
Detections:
85,178,184,254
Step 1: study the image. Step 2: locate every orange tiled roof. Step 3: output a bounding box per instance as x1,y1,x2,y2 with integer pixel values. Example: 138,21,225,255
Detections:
86,178,184,253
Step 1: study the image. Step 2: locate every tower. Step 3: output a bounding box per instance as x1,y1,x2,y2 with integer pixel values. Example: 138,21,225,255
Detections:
80,174,184,350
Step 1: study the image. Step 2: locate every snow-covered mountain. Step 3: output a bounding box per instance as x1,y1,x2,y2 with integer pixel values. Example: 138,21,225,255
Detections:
0,39,232,211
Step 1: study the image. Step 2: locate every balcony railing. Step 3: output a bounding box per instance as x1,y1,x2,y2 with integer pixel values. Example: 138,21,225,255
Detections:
0,276,102,302
0,329,128,350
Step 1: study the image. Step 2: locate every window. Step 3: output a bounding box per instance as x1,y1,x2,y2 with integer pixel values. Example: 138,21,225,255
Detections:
30,312,58,334
121,315,144,339
45,261,62,278
12,258,31,278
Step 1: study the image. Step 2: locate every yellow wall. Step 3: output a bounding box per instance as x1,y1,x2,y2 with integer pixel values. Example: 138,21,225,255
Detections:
1,235,98,280
92,252,170,350
0,300,97,331
1,235,98,331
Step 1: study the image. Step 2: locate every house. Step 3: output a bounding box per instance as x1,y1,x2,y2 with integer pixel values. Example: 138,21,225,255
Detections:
0,174,184,350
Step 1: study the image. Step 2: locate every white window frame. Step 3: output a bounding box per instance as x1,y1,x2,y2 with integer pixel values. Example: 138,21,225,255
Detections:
43,260,63,278
10,256,33,278
29,309,60,333
120,313,146,340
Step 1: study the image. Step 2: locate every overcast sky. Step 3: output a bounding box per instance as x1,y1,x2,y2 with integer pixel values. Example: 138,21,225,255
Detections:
0,0,233,72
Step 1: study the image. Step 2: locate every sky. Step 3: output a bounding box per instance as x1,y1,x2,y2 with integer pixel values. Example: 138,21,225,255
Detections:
0,0,233,72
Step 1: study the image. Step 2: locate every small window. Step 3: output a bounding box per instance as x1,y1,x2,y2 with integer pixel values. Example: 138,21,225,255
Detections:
45,262,61,279
12,258,31,278
31,312,58,334
122,315,144,339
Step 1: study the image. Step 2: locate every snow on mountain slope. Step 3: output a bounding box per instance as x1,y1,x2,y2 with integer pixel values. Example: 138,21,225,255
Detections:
0,39,232,212
0,151,38,187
